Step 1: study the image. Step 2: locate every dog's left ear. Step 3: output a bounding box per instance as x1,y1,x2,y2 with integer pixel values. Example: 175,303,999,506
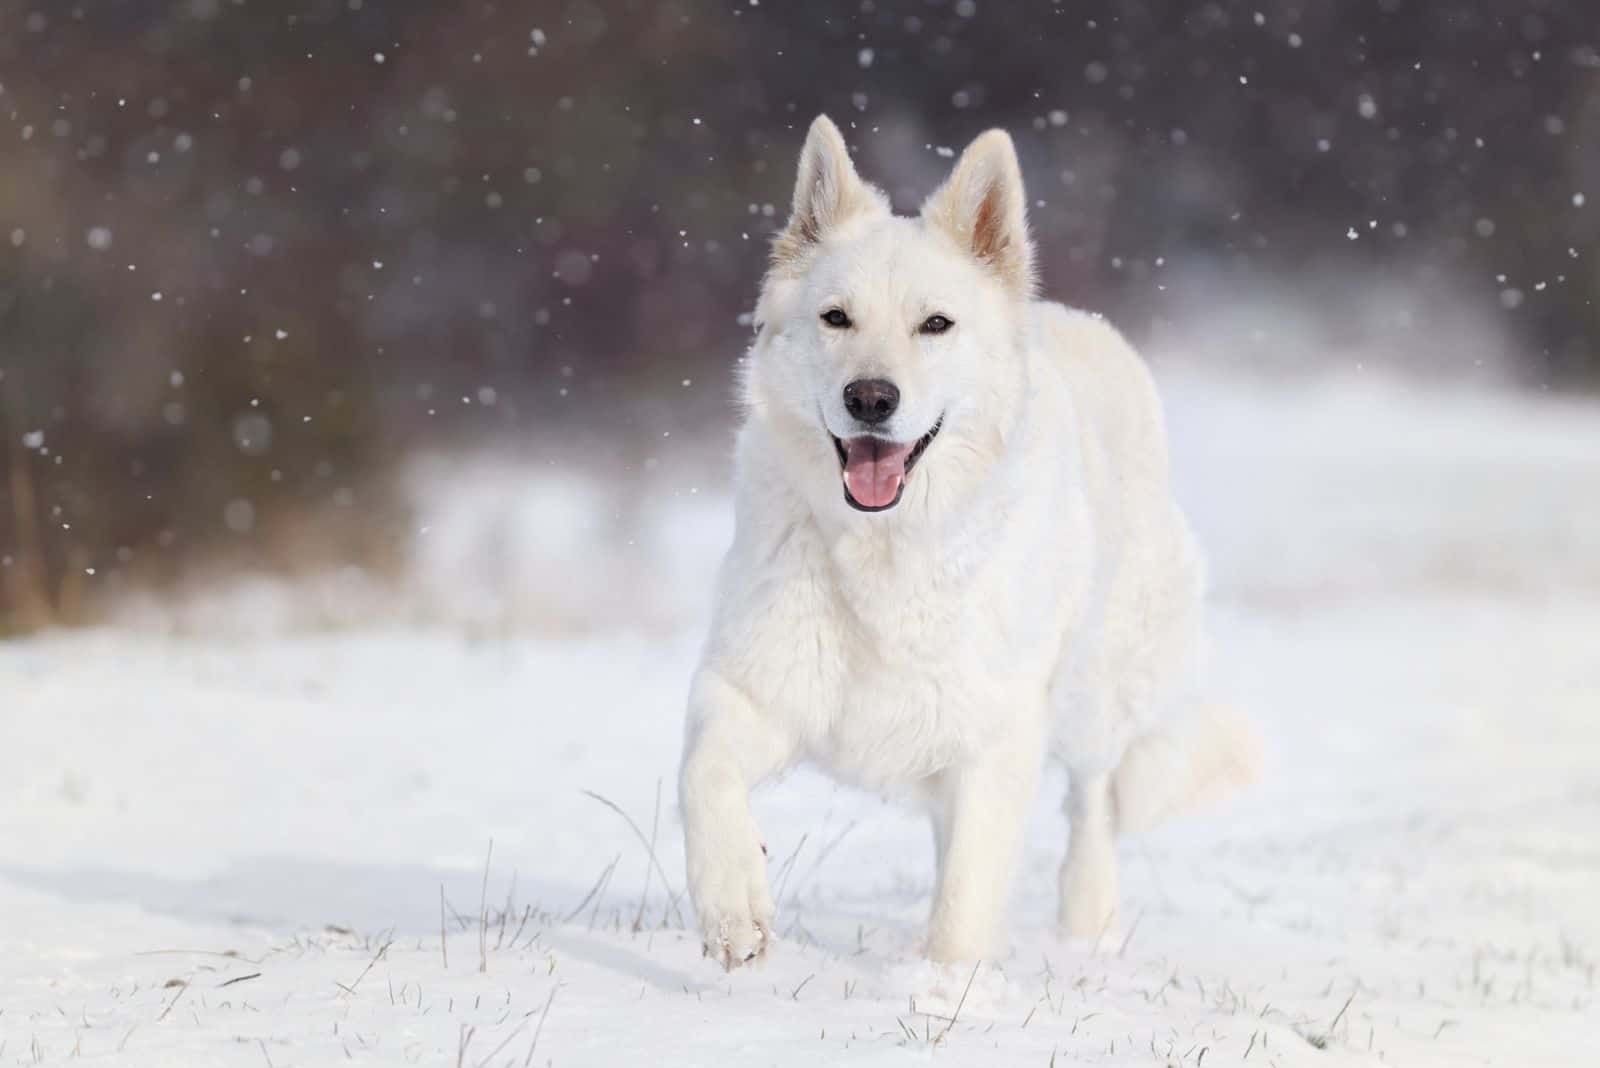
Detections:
922,130,1034,298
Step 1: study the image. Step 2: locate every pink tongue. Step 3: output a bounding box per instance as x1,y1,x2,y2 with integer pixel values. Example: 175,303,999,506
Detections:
842,437,915,509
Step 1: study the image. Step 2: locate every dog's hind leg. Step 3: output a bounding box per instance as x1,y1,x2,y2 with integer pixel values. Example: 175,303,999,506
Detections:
1058,770,1119,941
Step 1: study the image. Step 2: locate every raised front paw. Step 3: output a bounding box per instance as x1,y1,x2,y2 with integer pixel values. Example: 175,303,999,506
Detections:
690,838,774,971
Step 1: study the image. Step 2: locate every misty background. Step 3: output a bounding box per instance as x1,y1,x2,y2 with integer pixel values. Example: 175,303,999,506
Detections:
3,0,1597,631
4,9,1600,1062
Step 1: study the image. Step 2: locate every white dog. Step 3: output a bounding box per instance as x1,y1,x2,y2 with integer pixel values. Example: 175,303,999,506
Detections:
680,116,1256,969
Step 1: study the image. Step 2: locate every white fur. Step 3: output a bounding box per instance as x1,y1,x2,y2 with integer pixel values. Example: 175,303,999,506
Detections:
680,116,1255,969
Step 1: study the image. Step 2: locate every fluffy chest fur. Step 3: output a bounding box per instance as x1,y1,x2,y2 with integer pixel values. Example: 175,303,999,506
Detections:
703,360,1096,788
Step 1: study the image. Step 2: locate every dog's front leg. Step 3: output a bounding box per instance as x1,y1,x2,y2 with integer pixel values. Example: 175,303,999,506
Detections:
680,670,793,971
925,730,1042,963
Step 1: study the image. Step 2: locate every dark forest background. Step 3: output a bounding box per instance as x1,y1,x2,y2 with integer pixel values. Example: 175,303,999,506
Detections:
2,0,1597,629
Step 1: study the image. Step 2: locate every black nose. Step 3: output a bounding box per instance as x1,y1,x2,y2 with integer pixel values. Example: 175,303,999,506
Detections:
843,378,900,425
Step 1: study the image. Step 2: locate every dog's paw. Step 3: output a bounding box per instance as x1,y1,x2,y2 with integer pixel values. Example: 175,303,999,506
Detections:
702,911,771,971
890,959,1016,1019
690,840,774,971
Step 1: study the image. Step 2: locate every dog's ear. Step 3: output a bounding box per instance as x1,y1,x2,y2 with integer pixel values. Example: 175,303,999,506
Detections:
772,116,879,271
922,130,1034,298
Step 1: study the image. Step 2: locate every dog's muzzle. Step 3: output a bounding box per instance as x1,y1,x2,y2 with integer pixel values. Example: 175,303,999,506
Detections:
831,417,942,512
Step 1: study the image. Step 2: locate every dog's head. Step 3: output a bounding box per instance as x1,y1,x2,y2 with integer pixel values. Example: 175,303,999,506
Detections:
744,115,1034,518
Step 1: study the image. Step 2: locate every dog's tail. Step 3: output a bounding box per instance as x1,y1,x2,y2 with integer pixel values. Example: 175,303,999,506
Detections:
1111,703,1263,835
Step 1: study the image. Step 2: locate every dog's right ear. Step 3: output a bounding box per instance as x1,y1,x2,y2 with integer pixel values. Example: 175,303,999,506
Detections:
772,116,879,271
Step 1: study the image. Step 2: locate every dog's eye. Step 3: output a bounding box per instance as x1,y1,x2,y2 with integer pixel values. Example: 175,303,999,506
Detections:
920,314,954,335
821,308,852,329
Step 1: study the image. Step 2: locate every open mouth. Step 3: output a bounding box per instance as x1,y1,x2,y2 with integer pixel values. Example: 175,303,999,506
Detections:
831,416,942,513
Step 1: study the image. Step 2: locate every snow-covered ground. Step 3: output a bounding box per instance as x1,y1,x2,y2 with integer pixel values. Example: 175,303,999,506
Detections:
4,371,1598,1066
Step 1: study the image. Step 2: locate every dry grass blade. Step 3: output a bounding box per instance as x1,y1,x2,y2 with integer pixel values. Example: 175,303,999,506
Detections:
496,871,518,950
1117,909,1145,958
633,780,663,933
934,961,982,1045
783,819,860,910
133,949,257,962
586,857,620,932
771,833,809,907
1296,989,1356,1050
155,981,188,1022
522,986,558,1067
478,838,494,974
563,855,621,924
581,790,687,926
1328,990,1356,1035
474,1018,530,1068
335,938,393,995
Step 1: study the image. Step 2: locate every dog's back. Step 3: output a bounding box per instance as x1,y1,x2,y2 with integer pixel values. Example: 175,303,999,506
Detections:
1032,303,1172,505
1023,304,1237,772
